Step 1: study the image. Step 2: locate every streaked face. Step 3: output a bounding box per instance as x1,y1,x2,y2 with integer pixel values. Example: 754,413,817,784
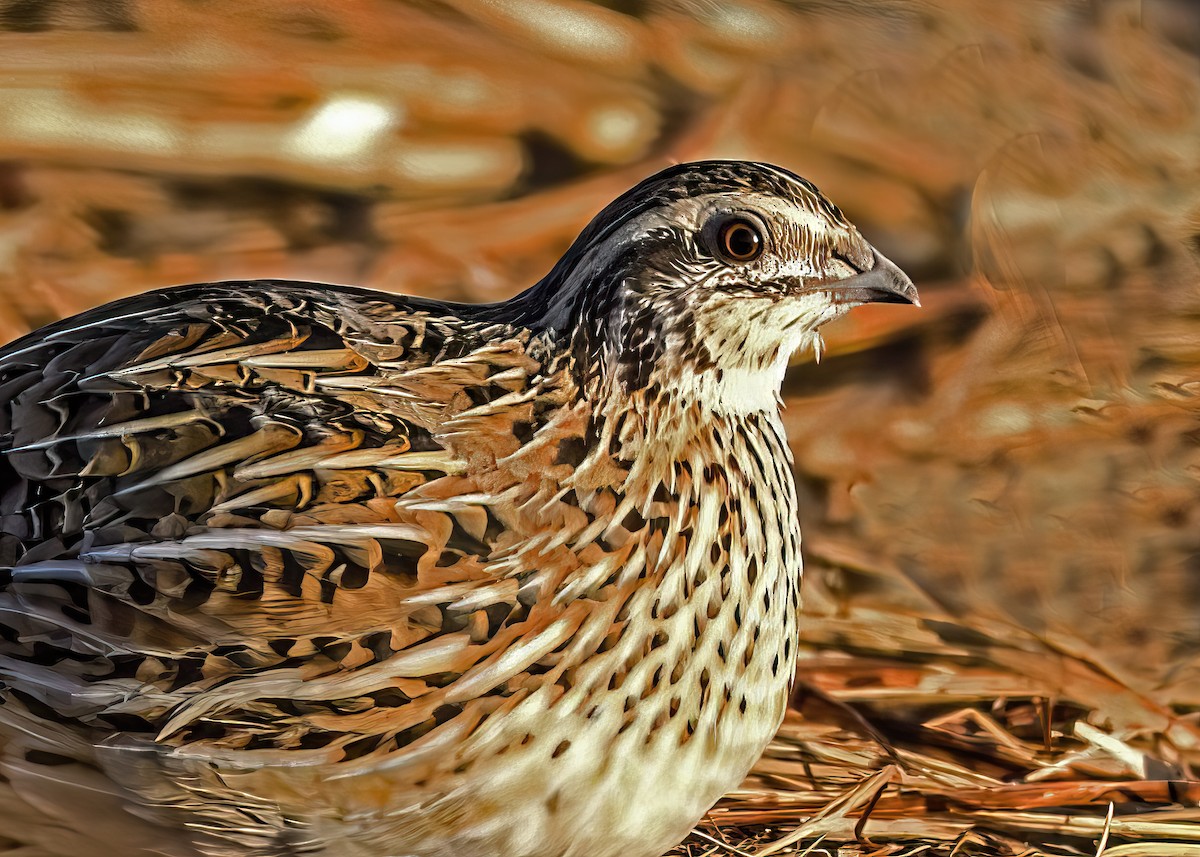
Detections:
593,172,917,380
532,162,917,400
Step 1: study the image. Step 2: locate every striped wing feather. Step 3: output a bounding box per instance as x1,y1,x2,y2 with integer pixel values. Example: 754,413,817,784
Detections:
0,282,586,854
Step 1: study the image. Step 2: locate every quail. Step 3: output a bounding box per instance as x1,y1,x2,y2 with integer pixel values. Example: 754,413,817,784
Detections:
0,161,916,857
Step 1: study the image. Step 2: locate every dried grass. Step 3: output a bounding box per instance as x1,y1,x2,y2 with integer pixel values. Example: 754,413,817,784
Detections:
667,554,1200,856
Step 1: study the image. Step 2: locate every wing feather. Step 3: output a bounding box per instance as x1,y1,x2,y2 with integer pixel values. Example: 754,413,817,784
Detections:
0,281,602,852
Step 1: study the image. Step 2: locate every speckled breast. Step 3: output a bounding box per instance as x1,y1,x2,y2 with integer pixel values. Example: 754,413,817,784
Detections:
329,408,804,857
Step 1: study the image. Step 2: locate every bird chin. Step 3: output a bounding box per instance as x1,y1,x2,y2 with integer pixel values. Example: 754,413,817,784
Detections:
781,300,847,366
809,330,827,364
789,329,827,365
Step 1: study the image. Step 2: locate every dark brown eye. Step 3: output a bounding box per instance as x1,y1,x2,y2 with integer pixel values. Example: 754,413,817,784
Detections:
714,217,763,263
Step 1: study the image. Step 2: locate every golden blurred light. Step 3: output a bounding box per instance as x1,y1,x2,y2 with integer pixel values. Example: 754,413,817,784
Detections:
284,94,397,165
472,0,638,64
5,88,180,155
393,139,524,190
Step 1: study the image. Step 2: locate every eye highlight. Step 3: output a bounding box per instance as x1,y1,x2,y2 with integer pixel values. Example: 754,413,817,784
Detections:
709,216,764,264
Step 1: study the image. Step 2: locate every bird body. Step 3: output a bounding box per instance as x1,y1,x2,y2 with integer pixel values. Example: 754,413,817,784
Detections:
0,162,915,856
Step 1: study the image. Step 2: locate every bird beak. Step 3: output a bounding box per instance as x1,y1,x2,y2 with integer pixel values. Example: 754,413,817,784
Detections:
825,248,920,307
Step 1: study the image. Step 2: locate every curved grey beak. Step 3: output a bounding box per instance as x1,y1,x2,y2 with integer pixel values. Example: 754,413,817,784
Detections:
828,249,919,307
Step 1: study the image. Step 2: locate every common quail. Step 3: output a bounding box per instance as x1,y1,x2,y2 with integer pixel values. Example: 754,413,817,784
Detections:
0,161,917,857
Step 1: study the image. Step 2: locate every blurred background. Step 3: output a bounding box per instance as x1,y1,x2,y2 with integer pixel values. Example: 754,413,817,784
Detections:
0,0,1198,852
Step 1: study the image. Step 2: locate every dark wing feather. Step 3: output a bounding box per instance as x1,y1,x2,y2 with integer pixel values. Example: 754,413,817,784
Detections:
0,281,578,854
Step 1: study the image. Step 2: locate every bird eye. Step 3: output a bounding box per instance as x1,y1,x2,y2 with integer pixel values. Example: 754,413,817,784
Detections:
712,217,764,264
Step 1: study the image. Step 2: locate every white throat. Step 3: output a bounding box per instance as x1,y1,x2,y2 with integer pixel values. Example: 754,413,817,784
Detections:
669,295,834,417
672,363,785,417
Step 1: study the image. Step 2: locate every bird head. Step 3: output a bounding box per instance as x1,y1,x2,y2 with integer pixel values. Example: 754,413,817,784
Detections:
516,160,918,411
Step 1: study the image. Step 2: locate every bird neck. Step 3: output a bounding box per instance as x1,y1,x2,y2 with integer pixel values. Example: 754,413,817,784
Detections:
518,241,825,424
574,368,788,499
579,296,821,430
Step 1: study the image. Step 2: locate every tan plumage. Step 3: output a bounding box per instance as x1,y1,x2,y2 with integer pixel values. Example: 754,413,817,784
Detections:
0,161,916,857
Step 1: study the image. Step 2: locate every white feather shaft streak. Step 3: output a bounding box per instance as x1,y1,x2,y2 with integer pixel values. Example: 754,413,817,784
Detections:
0,307,165,363
110,335,308,375
318,449,464,473
313,377,423,397
553,546,635,605
4,410,218,452
330,716,474,780
397,578,518,610
235,445,464,479
241,348,369,370
85,536,335,574
445,609,587,703
117,423,302,491
84,524,429,562
210,474,314,513
156,633,474,740
230,431,368,478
